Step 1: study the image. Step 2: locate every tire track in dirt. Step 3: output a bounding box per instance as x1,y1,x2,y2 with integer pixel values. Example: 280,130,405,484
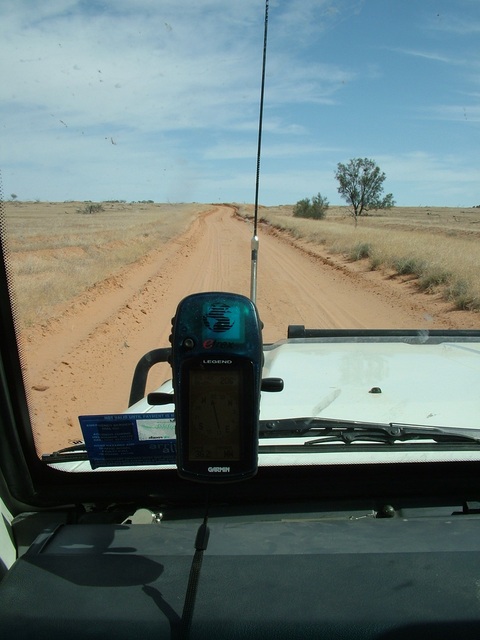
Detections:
22,204,477,454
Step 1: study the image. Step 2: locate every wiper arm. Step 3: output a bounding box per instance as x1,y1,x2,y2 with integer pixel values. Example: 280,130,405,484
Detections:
259,418,480,445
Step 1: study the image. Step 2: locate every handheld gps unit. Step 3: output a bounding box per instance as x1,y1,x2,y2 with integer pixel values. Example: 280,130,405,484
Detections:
170,292,263,483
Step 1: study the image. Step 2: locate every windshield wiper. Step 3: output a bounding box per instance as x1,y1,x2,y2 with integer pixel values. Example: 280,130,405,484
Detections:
41,443,89,463
259,418,480,446
42,418,480,463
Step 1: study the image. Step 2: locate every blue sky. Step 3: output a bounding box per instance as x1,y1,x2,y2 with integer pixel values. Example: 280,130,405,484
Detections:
1,0,479,206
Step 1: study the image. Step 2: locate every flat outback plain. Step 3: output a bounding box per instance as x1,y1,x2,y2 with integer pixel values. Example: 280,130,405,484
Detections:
3,200,480,454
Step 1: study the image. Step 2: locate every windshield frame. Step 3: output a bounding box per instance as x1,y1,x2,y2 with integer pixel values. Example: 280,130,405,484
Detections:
1,1,480,513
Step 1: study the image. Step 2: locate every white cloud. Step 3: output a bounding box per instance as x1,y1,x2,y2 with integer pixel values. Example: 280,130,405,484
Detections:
427,104,480,123
1,1,478,207
1,1,353,140
391,48,464,66
426,12,480,36
1,1,265,132
270,0,364,45
377,152,480,205
204,140,341,161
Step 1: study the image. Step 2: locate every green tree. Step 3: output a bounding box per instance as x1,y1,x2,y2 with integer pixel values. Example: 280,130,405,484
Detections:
293,192,329,219
335,158,395,224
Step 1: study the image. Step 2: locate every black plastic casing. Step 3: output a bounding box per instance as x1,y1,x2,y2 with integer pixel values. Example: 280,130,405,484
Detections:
170,292,263,482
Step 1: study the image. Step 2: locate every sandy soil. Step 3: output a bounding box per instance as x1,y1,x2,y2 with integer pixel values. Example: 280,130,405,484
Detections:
21,205,479,455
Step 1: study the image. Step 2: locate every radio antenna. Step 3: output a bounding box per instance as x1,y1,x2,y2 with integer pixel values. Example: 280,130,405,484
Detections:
250,0,269,304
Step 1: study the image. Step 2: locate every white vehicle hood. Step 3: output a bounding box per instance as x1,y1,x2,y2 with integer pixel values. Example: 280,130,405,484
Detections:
128,338,480,428
50,336,480,472
259,339,480,428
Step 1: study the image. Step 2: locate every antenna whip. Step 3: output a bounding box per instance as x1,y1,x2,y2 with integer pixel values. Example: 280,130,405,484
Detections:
250,0,269,304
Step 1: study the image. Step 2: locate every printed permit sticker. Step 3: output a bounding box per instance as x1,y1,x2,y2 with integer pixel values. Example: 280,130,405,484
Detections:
79,413,176,469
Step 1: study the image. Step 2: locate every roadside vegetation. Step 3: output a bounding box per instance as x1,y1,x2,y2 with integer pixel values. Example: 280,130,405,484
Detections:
237,204,480,313
293,158,394,224
3,201,211,327
293,193,329,219
335,158,395,224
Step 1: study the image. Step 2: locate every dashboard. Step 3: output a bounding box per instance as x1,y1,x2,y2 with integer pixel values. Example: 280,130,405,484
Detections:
2,500,480,639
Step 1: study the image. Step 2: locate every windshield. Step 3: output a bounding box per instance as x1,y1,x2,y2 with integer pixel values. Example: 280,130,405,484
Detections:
0,1,479,468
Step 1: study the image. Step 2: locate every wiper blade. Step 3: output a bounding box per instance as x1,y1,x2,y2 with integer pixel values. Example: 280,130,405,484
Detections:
42,443,88,463
259,418,480,445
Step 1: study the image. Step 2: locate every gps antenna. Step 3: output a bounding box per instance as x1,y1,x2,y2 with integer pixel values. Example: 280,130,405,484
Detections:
250,0,269,304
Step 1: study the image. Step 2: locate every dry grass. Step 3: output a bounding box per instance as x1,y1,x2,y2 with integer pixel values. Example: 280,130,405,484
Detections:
3,201,211,326
4,201,480,329
236,204,480,312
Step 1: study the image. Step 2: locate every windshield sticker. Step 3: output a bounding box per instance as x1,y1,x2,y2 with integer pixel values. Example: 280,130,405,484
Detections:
79,413,176,469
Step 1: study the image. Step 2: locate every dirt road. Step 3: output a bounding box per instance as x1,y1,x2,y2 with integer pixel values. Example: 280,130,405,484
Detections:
23,205,477,454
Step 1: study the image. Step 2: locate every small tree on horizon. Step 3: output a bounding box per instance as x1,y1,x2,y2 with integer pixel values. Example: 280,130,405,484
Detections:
335,158,395,224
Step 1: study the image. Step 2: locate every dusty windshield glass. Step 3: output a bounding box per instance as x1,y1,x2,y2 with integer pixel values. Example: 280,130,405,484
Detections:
0,1,479,461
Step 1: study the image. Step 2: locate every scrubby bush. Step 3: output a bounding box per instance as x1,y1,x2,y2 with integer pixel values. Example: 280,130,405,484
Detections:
293,193,329,219
349,242,372,261
78,202,105,214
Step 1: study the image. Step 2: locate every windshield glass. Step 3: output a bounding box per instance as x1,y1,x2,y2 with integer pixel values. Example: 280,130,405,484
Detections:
1,1,479,467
